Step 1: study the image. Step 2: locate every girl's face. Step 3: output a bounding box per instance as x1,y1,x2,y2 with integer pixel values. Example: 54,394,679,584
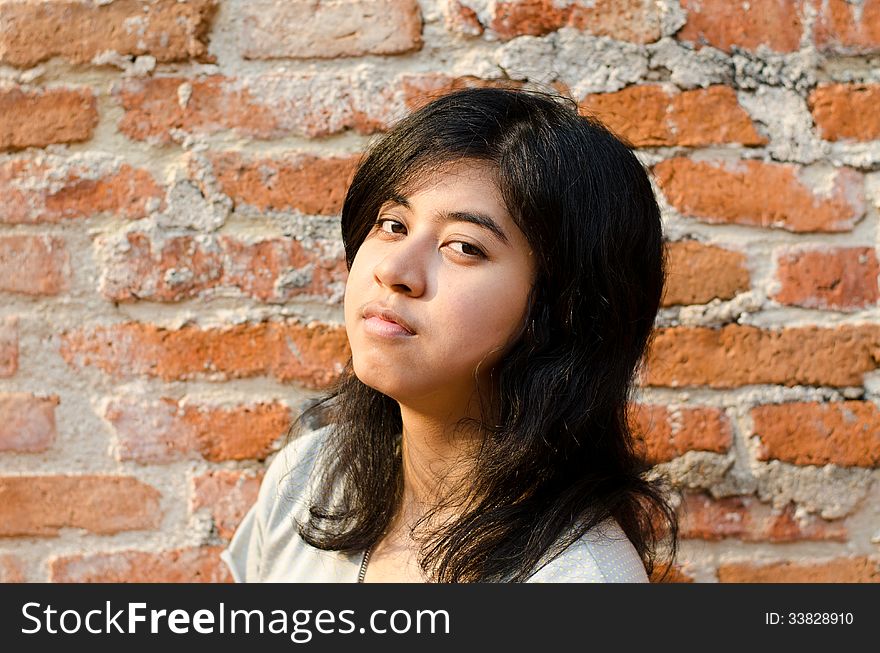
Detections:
343,159,536,413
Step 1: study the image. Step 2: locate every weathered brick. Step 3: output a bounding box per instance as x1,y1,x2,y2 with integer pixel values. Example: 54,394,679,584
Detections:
60,321,349,389
98,232,348,304
202,152,358,214
50,546,230,583
487,0,664,43
630,404,732,464
677,0,804,53
0,316,17,377
105,397,289,464
580,85,766,147
0,475,161,537
813,0,880,54
646,324,880,388
0,392,58,453
241,0,422,59
116,75,397,144
0,0,216,68
191,470,264,539
443,1,484,36
0,158,164,224
718,556,880,582
117,77,273,143
653,159,864,233
751,401,880,467
773,246,879,311
0,86,97,150
663,241,750,306
0,553,25,582
809,84,880,142
650,563,694,583
0,235,69,295
401,74,525,112
679,491,847,542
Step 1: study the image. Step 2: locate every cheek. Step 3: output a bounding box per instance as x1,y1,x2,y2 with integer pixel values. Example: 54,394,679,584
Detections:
343,251,372,323
440,274,531,357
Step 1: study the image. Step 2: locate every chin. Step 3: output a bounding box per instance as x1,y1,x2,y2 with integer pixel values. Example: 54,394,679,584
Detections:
351,357,401,398
352,363,444,406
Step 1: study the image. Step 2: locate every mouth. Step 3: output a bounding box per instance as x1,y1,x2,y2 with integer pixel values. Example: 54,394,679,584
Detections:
362,304,416,337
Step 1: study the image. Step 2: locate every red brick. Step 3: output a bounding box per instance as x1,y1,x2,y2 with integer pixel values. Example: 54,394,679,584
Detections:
0,0,216,68
773,246,879,311
60,321,350,389
99,232,222,303
117,77,273,143
0,86,96,150
488,0,663,43
401,74,525,112
0,235,69,295
0,553,25,582
718,556,880,582
0,158,164,224
0,475,161,537
98,232,348,304
813,0,880,54
0,392,58,453
751,401,880,467
630,404,733,464
443,1,484,36
646,324,880,388
116,75,396,143
191,470,264,540
202,152,358,214
653,159,864,233
50,546,230,583
650,563,694,583
809,84,880,142
241,0,422,59
105,397,289,464
580,85,766,148
679,491,847,542
663,241,750,306
676,0,804,53
0,316,17,377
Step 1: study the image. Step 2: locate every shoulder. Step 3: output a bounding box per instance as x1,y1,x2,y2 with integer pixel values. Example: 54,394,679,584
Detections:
257,423,333,514
221,423,346,582
526,517,649,583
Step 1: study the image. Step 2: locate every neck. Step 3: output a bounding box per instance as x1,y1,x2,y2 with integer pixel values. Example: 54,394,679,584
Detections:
391,390,492,535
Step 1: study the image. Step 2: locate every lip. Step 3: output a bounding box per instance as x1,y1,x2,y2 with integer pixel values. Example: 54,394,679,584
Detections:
362,303,416,336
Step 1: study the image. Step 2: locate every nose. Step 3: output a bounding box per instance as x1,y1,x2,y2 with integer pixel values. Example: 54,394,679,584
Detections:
372,234,429,296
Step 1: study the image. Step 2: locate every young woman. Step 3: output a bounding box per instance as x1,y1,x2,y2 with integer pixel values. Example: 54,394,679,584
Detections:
222,86,679,583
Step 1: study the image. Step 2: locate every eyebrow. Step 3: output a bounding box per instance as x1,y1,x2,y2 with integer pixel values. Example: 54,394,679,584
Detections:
384,193,511,247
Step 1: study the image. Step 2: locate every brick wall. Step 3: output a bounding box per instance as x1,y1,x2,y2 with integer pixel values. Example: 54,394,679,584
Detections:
1,0,878,583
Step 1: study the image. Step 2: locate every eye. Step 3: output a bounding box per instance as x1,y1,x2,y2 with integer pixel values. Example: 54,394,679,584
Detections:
448,241,487,259
373,217,406,234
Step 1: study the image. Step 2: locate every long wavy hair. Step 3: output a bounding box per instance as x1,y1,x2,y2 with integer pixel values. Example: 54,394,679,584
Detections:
290,86,679,582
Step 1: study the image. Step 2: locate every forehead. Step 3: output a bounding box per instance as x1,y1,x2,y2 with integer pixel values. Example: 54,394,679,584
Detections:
394,159,506,211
